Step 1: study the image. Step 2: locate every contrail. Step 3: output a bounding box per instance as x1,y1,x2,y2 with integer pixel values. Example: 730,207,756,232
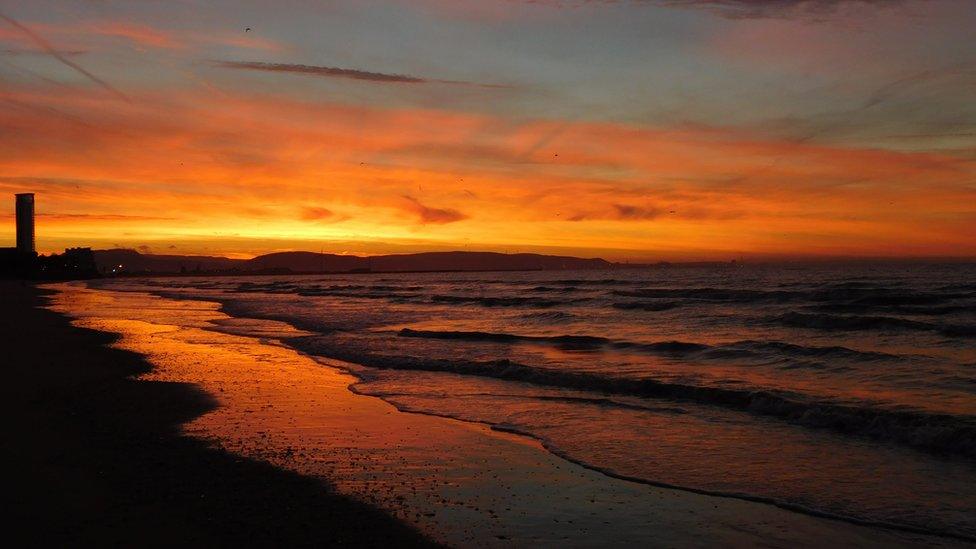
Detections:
0,11,129,101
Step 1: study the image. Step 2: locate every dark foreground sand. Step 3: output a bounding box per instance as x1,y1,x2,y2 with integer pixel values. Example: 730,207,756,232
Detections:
2,281,437,548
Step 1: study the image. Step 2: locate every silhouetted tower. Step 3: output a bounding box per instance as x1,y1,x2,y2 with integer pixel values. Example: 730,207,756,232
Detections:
15,193,35,255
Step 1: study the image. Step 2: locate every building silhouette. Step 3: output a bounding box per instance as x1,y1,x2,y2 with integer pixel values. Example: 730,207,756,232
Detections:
2,193,99,279
16,193,35,255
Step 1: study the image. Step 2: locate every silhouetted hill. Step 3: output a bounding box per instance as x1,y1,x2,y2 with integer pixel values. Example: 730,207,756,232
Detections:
94,249,612,274
246,251,610,272
94,249,244,273
245,252,361,272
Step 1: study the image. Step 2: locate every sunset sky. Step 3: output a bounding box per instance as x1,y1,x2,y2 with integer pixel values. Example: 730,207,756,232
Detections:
1,0,974,260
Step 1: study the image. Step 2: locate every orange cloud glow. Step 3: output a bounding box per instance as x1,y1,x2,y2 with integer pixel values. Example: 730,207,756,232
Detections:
1,2,973,261
1,81,973,260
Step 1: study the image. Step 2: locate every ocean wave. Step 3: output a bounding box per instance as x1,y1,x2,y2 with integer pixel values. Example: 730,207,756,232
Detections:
349,386,975,542
232,282,299,294
611,286,971,308
398,327,707,354
529,285,580,293
612,287,798,302
399,328,608,349
513,311,577,323
726,340,896,361
778,312,932,331
304,343,976,458
612,301,682,312
777,312,976,337
808,303,974,316
297,289,422,300
356,387,688,415
430,295,571,308
551,279,634,286
397,328,901,363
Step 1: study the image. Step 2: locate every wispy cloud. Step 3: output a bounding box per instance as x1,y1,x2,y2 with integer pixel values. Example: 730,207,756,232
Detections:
0,11,129,101
87,23,285,52
568,202,745,222
87,21,179,49
518,0,907,20
0,212,174,221
213,60,511,88
661,0,907,19
401,196,468,224
300,206,334,221
612,203,663,220
4,85,972,258
3,47,87,56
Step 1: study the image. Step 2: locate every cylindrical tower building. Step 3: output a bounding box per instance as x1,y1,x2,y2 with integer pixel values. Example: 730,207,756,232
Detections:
15,193,35,255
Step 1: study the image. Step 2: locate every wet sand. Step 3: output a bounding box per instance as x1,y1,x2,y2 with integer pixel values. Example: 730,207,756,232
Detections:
2,281,437,547
41,281,966,547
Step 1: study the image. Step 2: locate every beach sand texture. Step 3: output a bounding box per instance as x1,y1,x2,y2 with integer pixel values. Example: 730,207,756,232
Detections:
3,281,436,547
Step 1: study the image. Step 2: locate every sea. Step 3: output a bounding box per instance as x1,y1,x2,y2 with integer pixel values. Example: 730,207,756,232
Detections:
78,263,976,540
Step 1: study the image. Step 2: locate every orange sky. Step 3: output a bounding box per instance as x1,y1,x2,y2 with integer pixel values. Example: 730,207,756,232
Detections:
1,0,974,260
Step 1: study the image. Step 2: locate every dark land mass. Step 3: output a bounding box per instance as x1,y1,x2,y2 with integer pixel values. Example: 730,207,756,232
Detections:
93,249,629,275
2,281,439,548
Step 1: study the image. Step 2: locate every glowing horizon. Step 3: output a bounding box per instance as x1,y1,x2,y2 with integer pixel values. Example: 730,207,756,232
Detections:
1,0,974,261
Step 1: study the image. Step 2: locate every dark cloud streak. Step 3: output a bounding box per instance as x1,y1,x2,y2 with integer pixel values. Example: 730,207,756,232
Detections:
401,196,468,224
213,60,511,89
660,0,906,19
530,0,908,20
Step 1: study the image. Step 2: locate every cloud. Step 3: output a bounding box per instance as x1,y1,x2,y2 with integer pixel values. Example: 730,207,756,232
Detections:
857,63,976,112
87,21,179,49
3,47,87,56
300,206,334,220
86,23,285,52
401,196,468,224
613,203,663,220
566,204,661,221
567,203,745,222
212,60,510,88
3,84,972,258
1,212,175,222
660,0,906,19
514,0,907,20
0,12,129,101
36,213,175,221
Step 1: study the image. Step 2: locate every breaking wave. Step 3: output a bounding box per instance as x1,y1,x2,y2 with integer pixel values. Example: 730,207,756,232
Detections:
296,339,976,459
777,312,976,337
396,328,899,362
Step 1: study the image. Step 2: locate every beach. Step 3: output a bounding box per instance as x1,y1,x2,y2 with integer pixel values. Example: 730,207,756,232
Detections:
2,280,436,547
8,276,967,547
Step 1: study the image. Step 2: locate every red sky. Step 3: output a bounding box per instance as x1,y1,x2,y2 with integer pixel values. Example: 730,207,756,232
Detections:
1,0,974,260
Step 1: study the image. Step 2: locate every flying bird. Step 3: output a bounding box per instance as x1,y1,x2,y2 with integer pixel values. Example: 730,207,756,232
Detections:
245,27,251,32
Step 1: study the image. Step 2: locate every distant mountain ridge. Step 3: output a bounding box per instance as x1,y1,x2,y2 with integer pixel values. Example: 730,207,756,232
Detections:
93,249,615,274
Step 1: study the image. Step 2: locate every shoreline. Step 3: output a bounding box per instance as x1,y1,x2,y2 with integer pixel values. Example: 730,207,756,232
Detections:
40,279,966,547
346,383,976,544
3,280,437,547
